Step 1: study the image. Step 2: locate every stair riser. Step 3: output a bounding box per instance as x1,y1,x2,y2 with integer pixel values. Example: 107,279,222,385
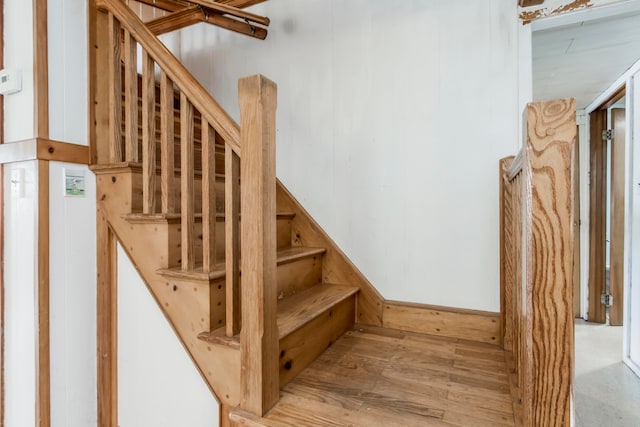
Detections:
131,172,225,215
277,255,323,298
165,217,292,269
278,295,356,386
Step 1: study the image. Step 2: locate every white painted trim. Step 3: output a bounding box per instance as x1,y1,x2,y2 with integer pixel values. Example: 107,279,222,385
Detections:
623,356,640,378
531,0,640,32
622,76,633,362
586,57,640,113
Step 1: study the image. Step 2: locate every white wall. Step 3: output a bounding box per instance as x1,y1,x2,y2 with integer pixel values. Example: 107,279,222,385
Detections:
178,0,520,312
3,0,35,142
49,162,96,427
117,245,219,427
627,68,640,375
3,161,38,427
48,0,88,145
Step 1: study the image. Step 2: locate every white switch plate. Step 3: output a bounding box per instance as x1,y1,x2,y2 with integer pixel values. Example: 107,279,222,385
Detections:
0,69,22,95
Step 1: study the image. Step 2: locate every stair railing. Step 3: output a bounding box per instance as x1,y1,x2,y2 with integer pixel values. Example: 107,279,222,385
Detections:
499,99,576,427
94,0,278,415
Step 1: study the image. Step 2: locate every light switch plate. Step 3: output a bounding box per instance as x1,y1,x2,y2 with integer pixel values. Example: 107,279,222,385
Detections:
0,69,22,95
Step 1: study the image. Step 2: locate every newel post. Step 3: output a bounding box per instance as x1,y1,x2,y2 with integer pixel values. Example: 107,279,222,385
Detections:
238,74,279,415
523,99,575,427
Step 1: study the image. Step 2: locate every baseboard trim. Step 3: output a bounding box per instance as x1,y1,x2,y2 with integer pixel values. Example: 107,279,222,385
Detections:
382,300,501,345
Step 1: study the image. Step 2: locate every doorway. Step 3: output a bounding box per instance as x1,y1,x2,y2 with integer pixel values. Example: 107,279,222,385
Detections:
588,91,626,326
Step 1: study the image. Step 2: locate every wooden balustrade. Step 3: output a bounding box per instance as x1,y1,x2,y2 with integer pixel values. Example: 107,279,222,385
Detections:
96,0,278,417
500,99,576,427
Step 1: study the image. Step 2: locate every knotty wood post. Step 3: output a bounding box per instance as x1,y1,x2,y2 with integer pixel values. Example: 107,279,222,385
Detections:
107,12,122,163
96,209,117,426
499,156,514,351
522,99,575,427
238,74,278,416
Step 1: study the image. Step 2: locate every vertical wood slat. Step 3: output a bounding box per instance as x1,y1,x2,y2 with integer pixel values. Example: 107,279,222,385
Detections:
107,12,122,163
33,0,49,139
609,108,626,326
499,156,514,351
142,51,156,214
160,71,175,214
239,74,278,416
96,209,118,426
225,147,240,337
202,120,217,271
513,172,523,394
123,29,138,163
180,93,195,270
36,160,51,426
522,99,575,427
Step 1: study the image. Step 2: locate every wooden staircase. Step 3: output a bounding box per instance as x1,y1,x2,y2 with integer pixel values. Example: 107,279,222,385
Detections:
89,1,576,426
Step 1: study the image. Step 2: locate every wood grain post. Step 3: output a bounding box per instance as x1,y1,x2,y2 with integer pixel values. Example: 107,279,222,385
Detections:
96,209,117,427
499,156,514,351
36,160,50,427
225,147,240,337
107,12,122,163
238,74,278,416
180,93,195,270
202,120,216,271
523,99,575,427
33,0,49,139
142,51,156,213
160,71,175,214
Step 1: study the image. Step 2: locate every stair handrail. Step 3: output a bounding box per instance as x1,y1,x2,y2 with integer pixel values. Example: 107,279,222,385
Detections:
96,0,241,154
499,99,576,427
94,0,280,417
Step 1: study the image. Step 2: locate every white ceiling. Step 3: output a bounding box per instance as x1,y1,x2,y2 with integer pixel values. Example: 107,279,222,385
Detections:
533,10,640,109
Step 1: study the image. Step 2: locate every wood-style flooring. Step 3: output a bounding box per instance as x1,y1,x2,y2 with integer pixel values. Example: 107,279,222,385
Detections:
235,325,515,426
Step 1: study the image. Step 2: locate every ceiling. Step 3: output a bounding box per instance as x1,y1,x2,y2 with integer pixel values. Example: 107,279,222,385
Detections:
533,9,640,109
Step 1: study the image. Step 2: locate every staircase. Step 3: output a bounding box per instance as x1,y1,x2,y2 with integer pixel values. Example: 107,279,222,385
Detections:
90,0,384,421
90,1,575,426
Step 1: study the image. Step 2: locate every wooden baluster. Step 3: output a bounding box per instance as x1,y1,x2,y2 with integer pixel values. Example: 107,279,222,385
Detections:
180,93,195,270
107,12,122,162
202,120,216,271
238,74,278,416
123,29,138,163
142,51,156,213
225,146,240,337
160,71,175,214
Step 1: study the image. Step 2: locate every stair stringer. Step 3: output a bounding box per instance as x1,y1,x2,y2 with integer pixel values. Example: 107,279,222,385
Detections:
276,180,384,326
94,167,241,408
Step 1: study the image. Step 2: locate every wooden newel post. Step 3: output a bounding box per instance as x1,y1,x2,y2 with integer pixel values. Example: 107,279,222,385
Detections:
523,99,575,427
238,74,279,416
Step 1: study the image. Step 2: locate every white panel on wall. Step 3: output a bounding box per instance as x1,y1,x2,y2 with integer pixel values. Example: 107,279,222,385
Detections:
4,0,35,142
3,161,38,427
49,162,97,427
628,70,640,373
177,0,519,311
117,245,219,427
48,0,88,144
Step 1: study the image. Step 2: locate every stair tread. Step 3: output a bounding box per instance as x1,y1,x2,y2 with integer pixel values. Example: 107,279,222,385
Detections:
124,211,295,224
277,283,359,339
158,246,326,281
198,283,358,346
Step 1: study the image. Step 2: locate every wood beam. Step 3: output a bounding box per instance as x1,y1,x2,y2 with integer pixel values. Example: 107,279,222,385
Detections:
519,0,544,7
219,0,268,9
34,0,49,139
36,160,51,427
146,6,203,35
96,210,118,427
183,0,269,26
204,13,267,40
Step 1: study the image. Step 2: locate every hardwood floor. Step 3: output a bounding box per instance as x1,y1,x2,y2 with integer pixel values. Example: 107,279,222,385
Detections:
238,325,515,426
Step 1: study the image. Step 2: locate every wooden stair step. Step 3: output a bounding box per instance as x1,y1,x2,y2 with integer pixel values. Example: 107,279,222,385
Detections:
198,283,359,348
277,284,359,339
123,211,295,224
157,246,326,281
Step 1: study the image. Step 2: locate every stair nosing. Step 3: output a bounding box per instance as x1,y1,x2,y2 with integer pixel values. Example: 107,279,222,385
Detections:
124,211,295,224
277,283,359,339
157,246,326,281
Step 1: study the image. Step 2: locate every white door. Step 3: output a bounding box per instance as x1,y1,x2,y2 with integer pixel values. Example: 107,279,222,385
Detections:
627,69,640,376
